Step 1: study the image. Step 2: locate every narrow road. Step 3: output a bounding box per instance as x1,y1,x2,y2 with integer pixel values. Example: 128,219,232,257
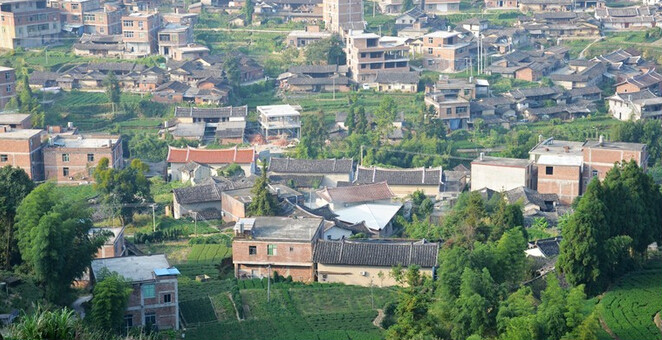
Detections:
579,36,604,59
196,27,290,34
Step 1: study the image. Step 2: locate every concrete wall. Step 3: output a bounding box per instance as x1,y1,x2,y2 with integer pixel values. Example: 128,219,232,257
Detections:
317,264,434,287
536,164,581,204
471,163,530,191
323,226,353,240
173,198,220,219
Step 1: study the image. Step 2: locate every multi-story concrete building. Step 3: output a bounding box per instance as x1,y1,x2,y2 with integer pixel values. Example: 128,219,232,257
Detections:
424,0,460,13
91,255,180,331
323,0,363,33
345,32,410,83
0,0,61,49
257,104,301,139
157,23,192,59
422,30,471,72
470,154,536,192
122,12,161,56
0,67,16,110
82,4,122,35
0,113,31,129
233,216,324,282
53,0,99,29
0,128,44,180
43,134,123,183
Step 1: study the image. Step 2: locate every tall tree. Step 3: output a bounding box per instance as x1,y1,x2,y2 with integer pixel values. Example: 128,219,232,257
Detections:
386,266,437,340
345,105,356,135
401,0,414,12
91,269,133,333
224,55,242,88
103,72,121,107
295,110,328,159
355,105,369,135
536,275,569,340
0,166,34,269
94,158,152,226
304,35,347,65
243,0,254,25
248,162,278,216
15,183,106,304
494,228,527,286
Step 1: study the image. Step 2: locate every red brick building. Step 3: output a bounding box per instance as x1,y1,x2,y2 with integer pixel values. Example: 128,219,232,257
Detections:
43,134,123,183
581,138,647,186
90,227,126,258
0,128,45,180
233,216,324,282
0,67,16,109
91,255,180,331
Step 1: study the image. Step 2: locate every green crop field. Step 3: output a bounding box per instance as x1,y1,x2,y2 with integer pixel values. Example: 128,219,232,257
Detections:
180,297,218,325
184,282,396,340
599,262,662,340
188,244,232,263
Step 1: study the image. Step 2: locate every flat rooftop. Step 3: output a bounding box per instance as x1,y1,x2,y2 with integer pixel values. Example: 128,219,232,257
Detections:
248,216,322,242
584,140,646,151
49,135,119,148
0,66,14,71
0,129,43,139
472,155,532,167
257,104,300,117
0,113,30,125
424,30,462,39
91,254,176,282
530,138,584,156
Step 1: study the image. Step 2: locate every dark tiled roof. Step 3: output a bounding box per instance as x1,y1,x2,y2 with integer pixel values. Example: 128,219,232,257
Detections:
269,158,353,174
175,106,247,119
317,182,394,204
173,178,254,204
373,72,420,84
355,166,442,186
620,69,662,89
155,80,190,93
510,86,561,99
531,236,562,257
288,65,339,74
288,76,350,86
505,186,558,210
566,86,602,97
314,239,439,267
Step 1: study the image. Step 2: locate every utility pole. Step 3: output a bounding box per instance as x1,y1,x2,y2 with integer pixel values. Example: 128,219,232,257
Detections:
333,77,336,100
193,212,198,236
152,204,156,232
267,264,272,302
360,145,364,166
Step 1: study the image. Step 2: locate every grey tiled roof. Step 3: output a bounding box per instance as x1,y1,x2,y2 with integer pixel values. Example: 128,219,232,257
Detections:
373,72,420,84
530,236,562,257
505,186,558,210
314,239,439,267
269,158,353,174
173,178,254,204
355,166,442,186
288,65,339,74
175,106,248,119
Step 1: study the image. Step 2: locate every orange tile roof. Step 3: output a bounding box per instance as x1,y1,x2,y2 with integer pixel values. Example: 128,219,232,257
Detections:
166,146,255,164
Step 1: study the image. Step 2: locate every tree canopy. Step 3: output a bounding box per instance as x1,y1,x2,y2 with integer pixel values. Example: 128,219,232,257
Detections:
0,166,34,269
94,158,152,226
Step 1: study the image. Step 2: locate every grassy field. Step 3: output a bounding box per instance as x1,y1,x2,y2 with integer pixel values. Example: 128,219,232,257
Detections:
598,260,662,340
188,244,232,263
184,283,395,340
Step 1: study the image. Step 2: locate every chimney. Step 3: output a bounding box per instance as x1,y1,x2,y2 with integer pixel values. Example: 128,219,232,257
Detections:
479,152,484,160
599,135,604,145
469,76,473,83
48,137,53,146
563,145,569,153
164,120,169,128
67,122,73,129
447,26,452,32
108,139,113,147
538,134,544,143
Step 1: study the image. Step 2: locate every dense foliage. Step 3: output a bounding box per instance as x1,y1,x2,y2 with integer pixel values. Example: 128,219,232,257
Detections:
94,158,152,225
248,162,278,216
91,270,133,332
0,166,34,269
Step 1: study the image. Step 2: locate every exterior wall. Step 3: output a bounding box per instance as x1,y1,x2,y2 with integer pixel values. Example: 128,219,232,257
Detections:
220,193,247,222
122,13,161,55
233,239,316,282
124,275,179,331
388,184,439,197
323,226,352,240
608,99,638,121
317,264,434,287
470,163,532,191
0,133,44,180
270,171,351,188
0,67,16,109
345,36,410,83
376,82,417,92
536,164,581,204
84,9,122,35
170,162,253,181
323,0,363,33
485,0,517,9
515,67,536,82
582,147,646,191
96,232,125,258
172,198,220,219
43,141,123,183
422,35,469,72
0,0,61,49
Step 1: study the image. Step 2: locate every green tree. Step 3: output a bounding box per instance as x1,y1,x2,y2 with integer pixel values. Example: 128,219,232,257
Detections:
401,0,414,12
103,72,121,107
91,269,133,333
243,0,254,25
0,166,34,269
248,162,278,216
224,55,242,88
304,35,346,65
494,228,527,286
15,183,106,304
564,284,587,330
345,105,356,135
386,266,438,340
295,110,328,159
496,286,536,335
490,198,524,241
536,275,569,340
355,105,369,134
451,268,498,340
94,158,152,226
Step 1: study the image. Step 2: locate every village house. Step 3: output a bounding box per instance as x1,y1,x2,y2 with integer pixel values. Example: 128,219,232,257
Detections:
73,34,126,57
594,6,658,30
354,166,442,197
608,89,662,121
370,72,419,93
166,146,256,182
43,134,123,184
314,239,439,287
421,30,471,73
89,226,126,258
550,60,606,90
268,157,354,187
507,86,565,112
0,67,16,110
565,86,603,103
286,25,331,47
470,154,536,192
0,113,31,130
615,69,662,96
424,91,471,130
158,23,194,59
221,184,303,222
0,128,45,180
344,32,410,83
171,177,254,219
0,0,61,49
165,106,248,144
518,0,572,12
122,12,162,56
524,102,594,121
258,105,301,140
279,65,351,93
322,0,364,33
315,181,394,210
171,44,210,61
91,255,180,331
503,186,559,221
232,216,324,282
485,0,517,10
525,236,562,258
329,200,402,237
256,0,323,23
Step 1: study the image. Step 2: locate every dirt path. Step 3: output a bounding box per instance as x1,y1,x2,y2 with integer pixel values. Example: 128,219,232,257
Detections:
373,309,384,329
579,36,604,59
227,292,243,321
654,311,662,334
600,316,621,340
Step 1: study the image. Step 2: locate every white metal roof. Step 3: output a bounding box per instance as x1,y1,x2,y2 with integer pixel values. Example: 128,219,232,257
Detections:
334,203,403,231
257,104,301,117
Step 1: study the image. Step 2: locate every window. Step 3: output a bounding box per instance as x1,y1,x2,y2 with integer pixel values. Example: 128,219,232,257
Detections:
427,47,433,54
446,108,452,115
124,315,133,332
63,167,69,176
546,166,554,175
4,72,9,80
321,274,328,282
62,153,69,162
144,312,156,330
141,283,155,298
457,106,467,113
592,169,598,177
163,293,171,303
124,31,134,38
327,235,332,240
249,246,257,255
123,20,133,27
87,153,94,162
289,247,294,252
6,84,11,92
83,14,94,21
428,37,433,44
0,154,7,162
267,244,277,256
138,21,144,28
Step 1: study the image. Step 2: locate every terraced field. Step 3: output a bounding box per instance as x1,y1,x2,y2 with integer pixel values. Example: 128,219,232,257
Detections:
599,263,662,340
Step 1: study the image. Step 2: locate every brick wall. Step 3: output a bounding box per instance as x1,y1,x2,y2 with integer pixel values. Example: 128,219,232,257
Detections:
233,240,315,282
536,164,581,204
125,275,179,330
43,145,120,183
